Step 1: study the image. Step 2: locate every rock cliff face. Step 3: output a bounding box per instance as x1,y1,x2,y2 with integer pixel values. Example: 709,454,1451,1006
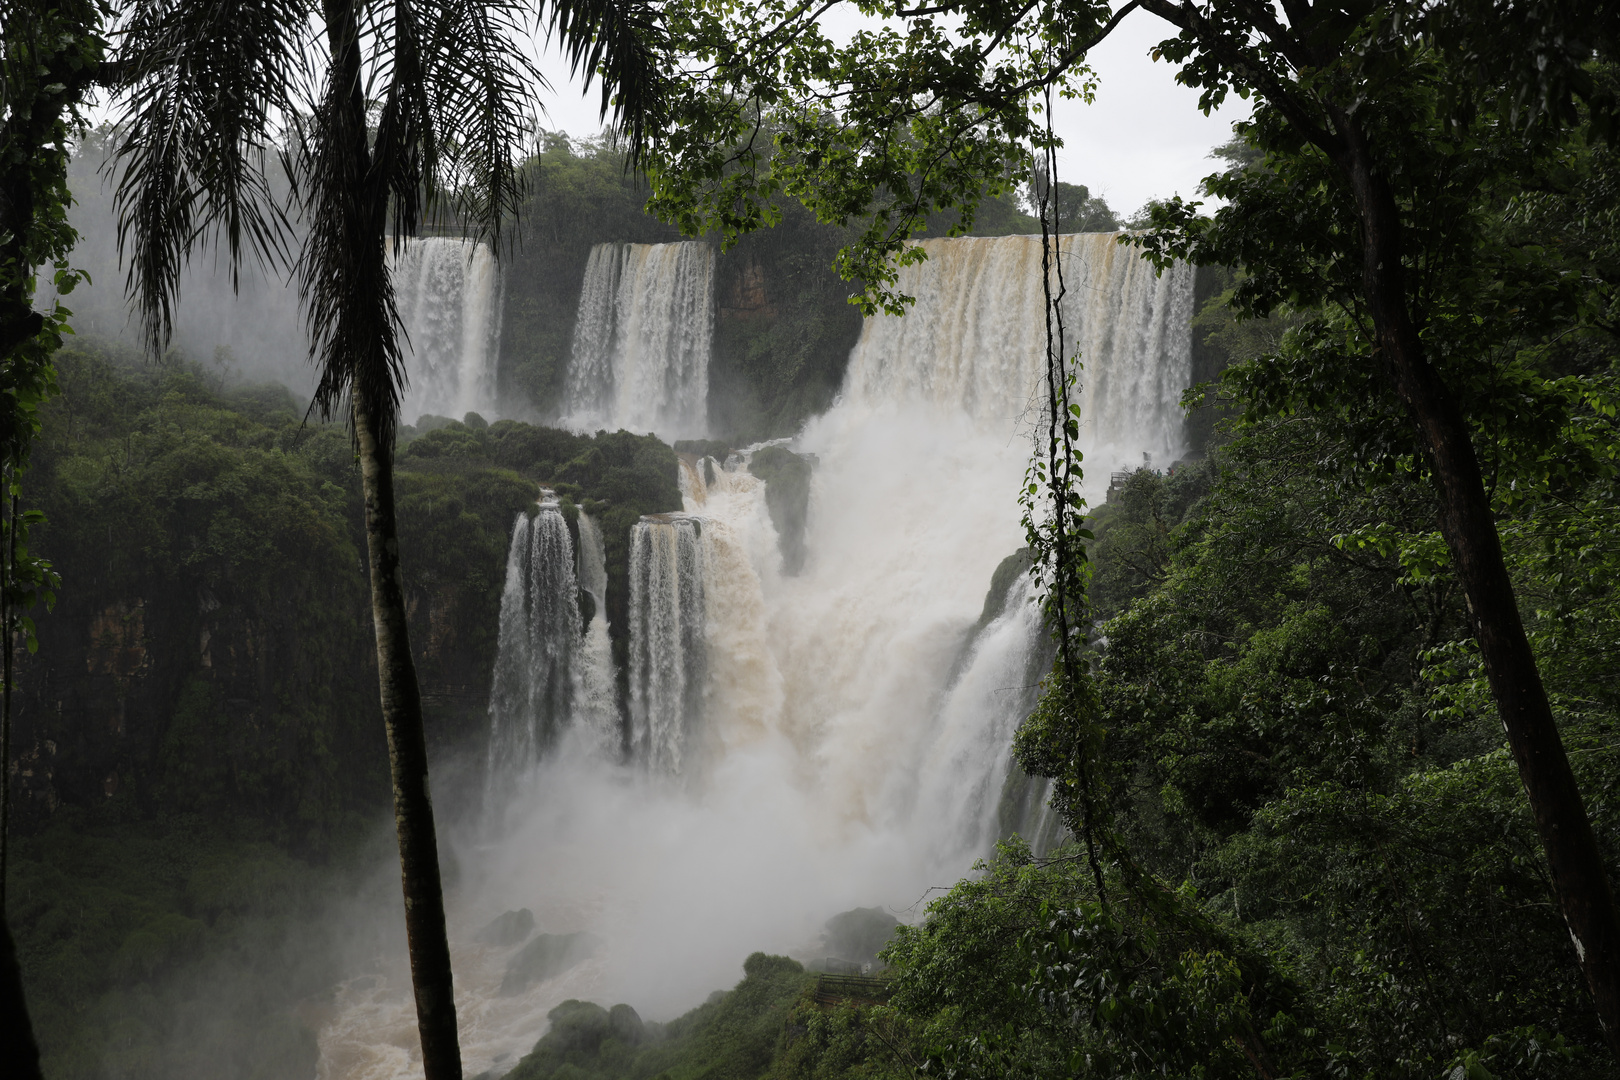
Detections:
7,352,533,842
12,554,388,839
12,542,514,838
719,255,776,320
14,543,531,835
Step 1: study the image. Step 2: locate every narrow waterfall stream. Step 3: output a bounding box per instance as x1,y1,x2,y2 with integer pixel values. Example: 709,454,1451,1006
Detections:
317,234,1194,1080
627,516,707,773
573,513,620,756
486,496,579,780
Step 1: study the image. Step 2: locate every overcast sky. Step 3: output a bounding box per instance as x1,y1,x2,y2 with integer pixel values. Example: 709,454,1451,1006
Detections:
80,6,1245,221
528,5,1249,219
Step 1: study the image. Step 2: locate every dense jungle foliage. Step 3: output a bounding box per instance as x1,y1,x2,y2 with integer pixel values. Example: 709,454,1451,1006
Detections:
7,9,1617,1070
5,338,681,1079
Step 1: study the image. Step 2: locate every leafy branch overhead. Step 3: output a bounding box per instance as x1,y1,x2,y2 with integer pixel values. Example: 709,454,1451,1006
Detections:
645,0,1118,313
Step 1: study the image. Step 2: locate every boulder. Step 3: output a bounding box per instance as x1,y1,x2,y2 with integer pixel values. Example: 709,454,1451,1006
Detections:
474,908,535,947
499,931,599,996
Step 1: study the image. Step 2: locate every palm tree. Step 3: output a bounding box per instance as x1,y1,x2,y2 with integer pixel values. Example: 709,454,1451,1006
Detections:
108,1,665,1075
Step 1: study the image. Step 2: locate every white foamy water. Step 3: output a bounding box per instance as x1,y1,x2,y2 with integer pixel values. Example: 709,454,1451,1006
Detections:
561,241,714,440
389,237,503,425
573,513,620,756
486,500,578,783
317,234,1194,1078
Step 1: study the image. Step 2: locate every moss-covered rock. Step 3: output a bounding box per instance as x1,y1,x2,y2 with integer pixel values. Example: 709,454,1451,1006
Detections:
820,907,899,966
976,548,1034,630
505,953,810,1080
673,439,733,461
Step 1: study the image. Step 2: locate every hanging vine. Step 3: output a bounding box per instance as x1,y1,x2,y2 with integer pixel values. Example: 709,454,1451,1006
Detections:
1014,82,1113,907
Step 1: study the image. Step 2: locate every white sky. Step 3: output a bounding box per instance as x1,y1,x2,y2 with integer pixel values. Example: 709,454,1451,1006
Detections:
80,5,1244,219
529,5,1247,219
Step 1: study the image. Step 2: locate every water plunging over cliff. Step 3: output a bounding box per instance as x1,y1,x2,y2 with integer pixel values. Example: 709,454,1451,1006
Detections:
574,513,620,755
487,499,578,780
318,235,1194,1080
843,233,1193,469
627,517,706,772
389,237,503,424
562,242,714,439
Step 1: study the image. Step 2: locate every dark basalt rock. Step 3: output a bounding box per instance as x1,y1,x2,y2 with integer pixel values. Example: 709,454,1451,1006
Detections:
499,931,600,996
474,908,535,948
747,445,813,574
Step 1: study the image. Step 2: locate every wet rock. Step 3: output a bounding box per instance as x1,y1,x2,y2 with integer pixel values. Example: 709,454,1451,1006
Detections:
474,908,536,947
498,931,599,995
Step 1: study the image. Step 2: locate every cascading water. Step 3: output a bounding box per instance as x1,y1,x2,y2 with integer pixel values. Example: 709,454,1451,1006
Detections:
843,233,1193,471
627,517,707,772
562,242,714,439
573,513,621,755
318,235,1194,1080
389,237,502,424
910,571,1052,863
486,496,579,781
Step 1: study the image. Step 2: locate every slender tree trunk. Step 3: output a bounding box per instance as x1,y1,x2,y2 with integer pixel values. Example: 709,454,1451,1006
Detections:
0,910,42,1080
2,482,12,910
1336,125,1620,1051
354,395,463,1080
318,0,463,1069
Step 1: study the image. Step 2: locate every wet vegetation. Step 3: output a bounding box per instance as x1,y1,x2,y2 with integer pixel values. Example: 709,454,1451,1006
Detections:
500,953,811,1080
517,398,1620,1079
6,339,680,1078
5,0,1619,1068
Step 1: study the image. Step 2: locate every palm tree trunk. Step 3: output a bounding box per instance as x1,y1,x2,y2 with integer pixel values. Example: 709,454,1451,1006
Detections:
353,395,463,1080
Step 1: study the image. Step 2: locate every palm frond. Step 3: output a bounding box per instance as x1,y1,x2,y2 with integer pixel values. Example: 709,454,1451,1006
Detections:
110,0,310,354
422,0,546,247
115,0,669,439
542,0,669,165
292,0,404,440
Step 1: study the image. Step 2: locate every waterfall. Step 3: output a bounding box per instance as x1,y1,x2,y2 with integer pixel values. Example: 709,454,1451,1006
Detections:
562,242,714,440
674,454,785,755
573,513,620,755
844,233,1194,472
910,573,1051,863
627,516,707,772
487,498,580,778
319,235,1194,1079
389,237,502,424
